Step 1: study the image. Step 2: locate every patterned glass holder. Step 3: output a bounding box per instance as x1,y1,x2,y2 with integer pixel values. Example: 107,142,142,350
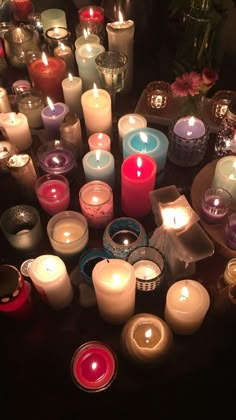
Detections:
146,81,172,110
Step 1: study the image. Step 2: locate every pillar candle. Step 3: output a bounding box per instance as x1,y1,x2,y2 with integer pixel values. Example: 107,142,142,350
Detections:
41,9,67,33
59,112,83,156
53,42,75,75
0,112,32,151
62,74,83,119
92,258,136,325
81,86,112,137
118,113,147,148
28,254,73,309
7,153,38,203
211,156,236,205
106,13,135,93
75,32,100,49
88,132,111,152
121,153,157,219
41,98,69,140
75,42,105,92
82,149,115,188
0,87,11,112
28,52,67,102
164,279,210,335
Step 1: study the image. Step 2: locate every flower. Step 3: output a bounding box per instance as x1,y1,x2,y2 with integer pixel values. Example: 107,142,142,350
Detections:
171,68,218,98
200,68,218,93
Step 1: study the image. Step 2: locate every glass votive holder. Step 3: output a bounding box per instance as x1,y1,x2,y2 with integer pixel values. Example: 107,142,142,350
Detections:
78,6,104,23
41,8,67,34
225,212,236,250
35,173,70,216
79,247,114,288
4,25,40,69
201,187,232,224
146,81,172,110
75,21,105,45
211,90,236,123
45,27,73,53
168,116,209,167
12,79,31,95
126,246,166,292
0,204,43,253
16,88,44,129
47,211,89,259
70,341,117,393
103,217,148,260
79,180,113,230
0,140,18,172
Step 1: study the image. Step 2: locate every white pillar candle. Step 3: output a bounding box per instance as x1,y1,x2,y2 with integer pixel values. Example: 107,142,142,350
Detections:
0,87,11,112
92,258,136,325
28,254,73,309
106,13,135,93
82,149,115,188
81,86,112,137
75,32,100,48
88,132,111,152
75,42,105,92
211,156,236,205
62,74,83,119
164,279,210,335
0,112,32,151
54,42,75,74
118,113,147,148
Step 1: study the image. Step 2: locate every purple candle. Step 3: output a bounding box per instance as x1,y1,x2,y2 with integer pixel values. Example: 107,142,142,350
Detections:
41,100,69,139
225,213,236,250
201,187,232,224
37,140,78,178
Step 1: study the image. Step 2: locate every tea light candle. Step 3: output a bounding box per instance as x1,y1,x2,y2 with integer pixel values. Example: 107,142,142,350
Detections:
71,341,117,393
62,74,83,119
54,42,75,74
79,180,113,229
118,113,147,147
133,260,161,281
0,112,32,151
121,153,157,218
224,258,236,285
41,9,67,33
78,6,104,23
164,279,210,335
201,187,232,224
28,52,66,102
123,127,169,177
82,149,115,188
120,313,173,365
28,254,73,310
35,174,70,215
81,85,112,137
0,87,11,112
88,132,111,152
92,258,136,325
211,156,236,205
75,43,105,92
41,97,69,139
173,116,206,139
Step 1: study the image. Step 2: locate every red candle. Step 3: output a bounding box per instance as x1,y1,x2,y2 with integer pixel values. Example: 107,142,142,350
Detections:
71,341,117,392
11,0,34,22
35,175,70,215
78,6,104,23
121,153,157,219
28,53,66,102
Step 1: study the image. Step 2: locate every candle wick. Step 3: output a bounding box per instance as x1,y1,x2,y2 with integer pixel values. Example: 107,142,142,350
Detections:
106,259,110,263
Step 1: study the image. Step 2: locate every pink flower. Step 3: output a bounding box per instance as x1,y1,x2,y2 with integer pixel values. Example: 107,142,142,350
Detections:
201,67,218,87
171,72,201,97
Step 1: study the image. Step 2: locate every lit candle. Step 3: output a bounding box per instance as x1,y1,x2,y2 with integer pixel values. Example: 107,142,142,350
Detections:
81,84,112,137
92,258,136,325
35,174,70,216
211,156,236,205
161,205,191,232
62,73,83,119
106,11,135,93
133,260,161,281
78,6,104,23
7,153,38,202
173,116,206,139
75,29,100,48
0,87,11,112
45,26,69,40
54,42,75,74
71,341,117,393
79,180,113,229
164,279,210,335
41,97,69,139
0,112,32,151
121,154,157,218
82,149,115,188
120,313,173,364
223,258,236,285
41,9,67,33
28,52,67,102
88,132,111,152
12,79,31,95
28,254,74,309
201,187,232,224
75,42,105,92
17,89,44,129
118,113,147,148
59,112,83,155
0,140,18,173
37,139,77,178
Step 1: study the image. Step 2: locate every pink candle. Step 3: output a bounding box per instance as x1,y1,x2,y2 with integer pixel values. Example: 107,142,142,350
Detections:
88,132,111,152
35,174,70,215
78,6,104,23
71,341,117,392
121,153,157,218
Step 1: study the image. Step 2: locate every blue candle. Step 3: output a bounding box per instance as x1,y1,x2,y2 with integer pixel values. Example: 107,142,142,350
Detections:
82,149,115,187
122,127,169,177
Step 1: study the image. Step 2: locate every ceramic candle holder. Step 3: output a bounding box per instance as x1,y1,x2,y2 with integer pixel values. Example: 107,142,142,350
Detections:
201,187,232,224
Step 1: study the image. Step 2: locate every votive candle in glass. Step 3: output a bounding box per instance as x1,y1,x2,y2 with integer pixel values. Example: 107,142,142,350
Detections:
35,173,70,215
78,6,104,23
17,88,44,129
201,187,232,224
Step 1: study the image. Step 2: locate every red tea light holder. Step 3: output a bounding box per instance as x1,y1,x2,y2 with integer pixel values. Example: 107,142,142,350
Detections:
201,187,232,224
78,6,104,24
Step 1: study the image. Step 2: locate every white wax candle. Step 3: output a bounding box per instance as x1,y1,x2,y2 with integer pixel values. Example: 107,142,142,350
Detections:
75,42,105,92
211,156,236,205
164,279,210,335
133,260,161,280
118,113,147,146
92,259,136,325
62,74,83,119
0,112,32,151
88,132,111,152
82,149,115,188
173,116,206,140
28,254,73,309
75,33,100,48
0,87,11,112
54,43,75,74
81,87,112,137
17,92,44,129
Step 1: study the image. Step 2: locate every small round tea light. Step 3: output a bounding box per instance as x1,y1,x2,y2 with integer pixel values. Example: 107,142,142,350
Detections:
71,341,117,392
112,230,138,245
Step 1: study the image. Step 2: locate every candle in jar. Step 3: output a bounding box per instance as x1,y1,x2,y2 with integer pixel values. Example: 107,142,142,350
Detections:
35,174,70,215
173,116,206,139
88,132,111,152
201,187,232,224
28,254,73,309
81,85,112,137
121,153,157,218
12,79,31,95
223,258,236,285
133,260,161,281
16,89,44,129
164,279,210,335
71,341,117,392
78,6,104,23
75,29,100,48
0,112,32,151
62,73,83,119
7,153,38,203
45,26,69,40
92,258,136,325
79,180,113,229
41,97,69,139
82,149,115,188
0,87,11,112
41,9,67,33
54,42,75,74
37,140,77,178
118,113,147,148
75,42,105,92
211,156,236,205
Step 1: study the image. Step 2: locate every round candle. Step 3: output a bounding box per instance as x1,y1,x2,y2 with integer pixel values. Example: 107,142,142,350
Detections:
133,260,161,281
173,116,206,139
88,132,111,152
92,259,136,325
28,254,73,309
35,174,70,215
54,43,75,75
12,79,31,95
37,140,77,178
121,153,157,218
211,156,236,205
45,27,69,40
71,341,117,393
82,149,115,188
118,113,147,147
201,187,232,224
62,74,83,119
78,6,104,23
0,112,32,151
161,206,191,232
41,100,69,139
164,279,210,335
75,42,105,92
17,89,44,129
41,9,67,33
81,87,112,137
224,258,236,285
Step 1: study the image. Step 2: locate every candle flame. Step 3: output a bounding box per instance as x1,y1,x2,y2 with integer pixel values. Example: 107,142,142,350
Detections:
96,149,101,162
47,97,55,111
86,43,92,53
83,28,88,39
140,131,148,144
129,116,135,125
112,273,121,285
180,286,189,301
92,195,99,204
188,116,195,127
137,157,142,168
145,328,152,339
63,231,72,243
68,73,73,82
98,133,103,140
59,42,66,51
118,10,124,23
162,206,190,230
89,7,94,17
93,83,99,100
186,131,193,137
54,27,59,35
123,239,129,246
42,51,48,66
10,112,15,124
213,198,220,206
91,362,97,370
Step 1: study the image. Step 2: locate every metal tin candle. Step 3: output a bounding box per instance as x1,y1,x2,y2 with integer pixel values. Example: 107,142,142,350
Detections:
201,187,232,224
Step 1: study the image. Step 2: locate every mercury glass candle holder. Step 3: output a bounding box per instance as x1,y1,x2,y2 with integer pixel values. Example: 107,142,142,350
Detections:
211,90,236,123
146,80,172,110
4,25,40,69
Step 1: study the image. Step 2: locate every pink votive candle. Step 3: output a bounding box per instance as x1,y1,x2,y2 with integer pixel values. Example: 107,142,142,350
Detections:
35,174,70,215
88,132,111,152
78,6,104,23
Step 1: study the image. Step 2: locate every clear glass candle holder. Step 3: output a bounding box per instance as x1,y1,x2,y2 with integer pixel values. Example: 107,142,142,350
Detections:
225,212,236,250
146,80,172,110
211,90,236,123
201,187,232,224
35,173,70,216
4,25,40,69
16,88,44,129
75,21,105,45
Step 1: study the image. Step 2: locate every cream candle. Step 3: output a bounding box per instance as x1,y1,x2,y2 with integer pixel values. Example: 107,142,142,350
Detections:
88,132,111,152
211,156,236,205
54,42,75,74
75,30,100,48
92,258,136,325
41,9,67,33
0,112,32,151
62,73,83,119
118,113,147,148
164,279,210,335
82,149,115,188
0,87,11,112
28,254,73,310
75,42,105,92
161,206,192,232
81,85,112,137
